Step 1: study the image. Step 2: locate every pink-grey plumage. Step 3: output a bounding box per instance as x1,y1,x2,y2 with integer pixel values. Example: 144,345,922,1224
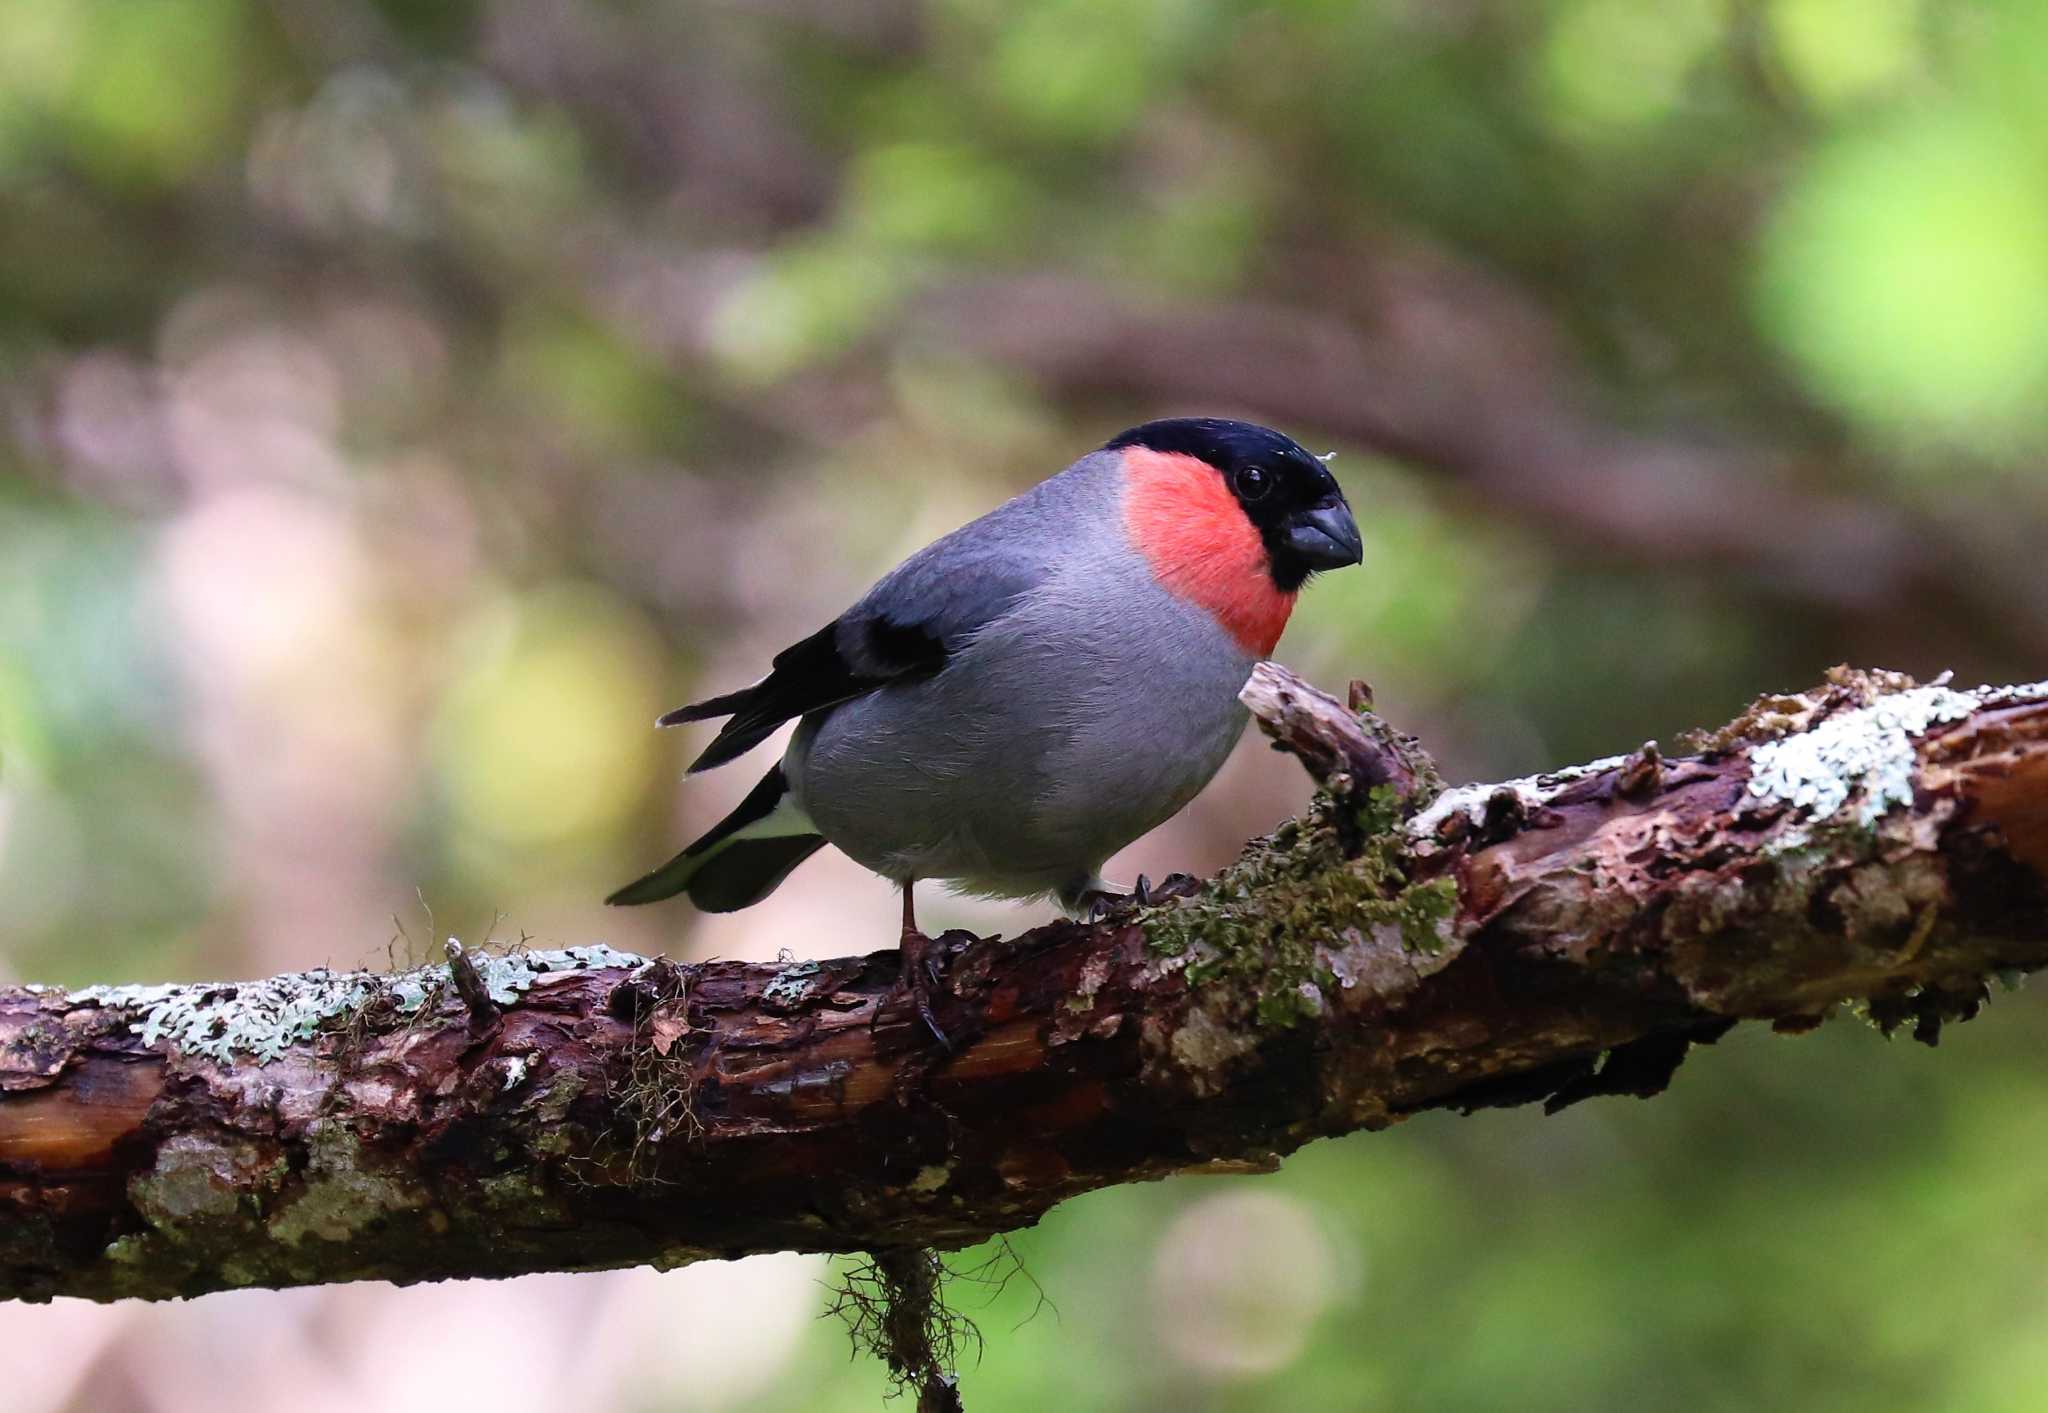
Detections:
607,417,1362,918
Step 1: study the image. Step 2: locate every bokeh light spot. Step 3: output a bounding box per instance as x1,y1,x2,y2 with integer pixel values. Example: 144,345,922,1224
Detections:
1540,0,1726,139
63,0,246,187
1768,0,1924,109
706,243,905,382
1756,111,2048,448
1150,1189,1350,1379
846,142,1032,253
434,583,665,851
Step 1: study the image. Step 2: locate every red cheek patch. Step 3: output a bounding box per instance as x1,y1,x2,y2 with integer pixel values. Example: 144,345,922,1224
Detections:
1120,447,1295,656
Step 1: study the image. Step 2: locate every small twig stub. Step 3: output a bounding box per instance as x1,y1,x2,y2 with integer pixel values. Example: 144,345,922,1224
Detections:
1239,660,1435,805
444,940,501,1026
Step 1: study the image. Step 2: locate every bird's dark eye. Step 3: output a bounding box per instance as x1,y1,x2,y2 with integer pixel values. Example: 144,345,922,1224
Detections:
1234,465,1272,502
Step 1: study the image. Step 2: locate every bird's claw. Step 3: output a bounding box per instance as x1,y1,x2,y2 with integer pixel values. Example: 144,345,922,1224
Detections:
897,928,953,1052
913,987,950,1053
1079,872,1195,920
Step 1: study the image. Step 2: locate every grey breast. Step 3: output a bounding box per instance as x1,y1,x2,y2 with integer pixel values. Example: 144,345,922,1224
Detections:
786,454,1255,898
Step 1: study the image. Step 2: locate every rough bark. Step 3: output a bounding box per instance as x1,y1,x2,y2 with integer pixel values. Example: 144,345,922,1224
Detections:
4,664,2048,1304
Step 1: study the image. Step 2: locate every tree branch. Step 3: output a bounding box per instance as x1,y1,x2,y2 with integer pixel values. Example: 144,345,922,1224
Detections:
4,665,2047,1304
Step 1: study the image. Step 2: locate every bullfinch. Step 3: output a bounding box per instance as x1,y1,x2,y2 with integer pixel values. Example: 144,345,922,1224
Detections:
608,418,1362,1035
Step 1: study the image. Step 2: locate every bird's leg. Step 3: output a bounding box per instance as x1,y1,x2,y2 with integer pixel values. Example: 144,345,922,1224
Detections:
897,880,951,1051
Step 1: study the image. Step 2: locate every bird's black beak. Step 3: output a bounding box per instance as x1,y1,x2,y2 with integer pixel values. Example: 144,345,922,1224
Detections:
1281,500,1363,570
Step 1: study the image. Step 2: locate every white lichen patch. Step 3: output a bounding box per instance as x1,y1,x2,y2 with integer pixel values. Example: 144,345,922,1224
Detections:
71,972,400,1066
71,943,647,1066
1970,679,2048,706
1746,686,1977,829
1406,756,1628,842
469,944,643,1006
500,1053,533,1091
1406,679,2022,854
1325,921,1462,999
762,959,822,1006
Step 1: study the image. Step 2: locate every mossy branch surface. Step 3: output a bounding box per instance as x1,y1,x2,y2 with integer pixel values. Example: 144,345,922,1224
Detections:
2,666,2047,1308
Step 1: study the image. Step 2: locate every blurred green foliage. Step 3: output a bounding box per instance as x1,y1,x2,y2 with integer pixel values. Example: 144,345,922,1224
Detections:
1,0,2046,1408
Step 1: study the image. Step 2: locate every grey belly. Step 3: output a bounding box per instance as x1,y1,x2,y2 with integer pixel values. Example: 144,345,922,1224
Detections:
785,588,1253,900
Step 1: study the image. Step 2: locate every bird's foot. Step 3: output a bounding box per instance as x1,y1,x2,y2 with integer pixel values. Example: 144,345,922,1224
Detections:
1074,886,1120,921
897,925,953,1052
1077,872,1204,920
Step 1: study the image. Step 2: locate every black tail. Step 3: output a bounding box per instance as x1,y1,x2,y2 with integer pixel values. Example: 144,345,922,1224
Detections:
680,834,827,911
605,766,825,910
651,680,783,777
656,687,754,728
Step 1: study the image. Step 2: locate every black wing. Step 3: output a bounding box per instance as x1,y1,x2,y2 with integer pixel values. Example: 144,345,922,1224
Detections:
661,478,1062,773
665,615,948,773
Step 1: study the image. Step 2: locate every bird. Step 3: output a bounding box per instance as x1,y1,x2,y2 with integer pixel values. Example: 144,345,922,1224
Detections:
607,416,1363,1041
